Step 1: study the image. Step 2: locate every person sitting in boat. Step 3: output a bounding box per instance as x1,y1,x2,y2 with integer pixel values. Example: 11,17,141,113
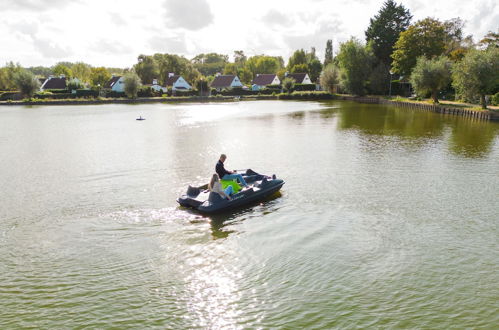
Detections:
215,154,249,187
208,174,232,200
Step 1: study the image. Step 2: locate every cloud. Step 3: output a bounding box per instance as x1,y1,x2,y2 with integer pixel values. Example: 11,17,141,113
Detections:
110,14,127,26
93,39,133,54
283,18,344,51
7,20,39,37
163,0,214,30
2,0,73,11
33,38,72,58
149,34,188,53
262,9,291,27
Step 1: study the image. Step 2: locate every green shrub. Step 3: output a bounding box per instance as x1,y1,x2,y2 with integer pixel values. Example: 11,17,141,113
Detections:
105,91,126,98
293,83,317,91
492,92,499,106
76,89,99,98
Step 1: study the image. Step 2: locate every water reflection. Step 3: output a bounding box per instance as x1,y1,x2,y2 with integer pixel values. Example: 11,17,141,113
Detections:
313,102,499,158
448,117,499,158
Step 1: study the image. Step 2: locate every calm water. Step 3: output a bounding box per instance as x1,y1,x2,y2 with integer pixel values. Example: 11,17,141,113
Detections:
1,100,498,328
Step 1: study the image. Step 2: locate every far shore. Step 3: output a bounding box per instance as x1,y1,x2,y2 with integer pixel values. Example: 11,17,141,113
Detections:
1,93,497,121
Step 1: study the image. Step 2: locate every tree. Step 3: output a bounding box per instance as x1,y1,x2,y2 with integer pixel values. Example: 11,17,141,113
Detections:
0,62,23,90
151,53,201,85
391,17,464,76
324,39,334,66
191,53,228,76
52,63,72,78
282,77,295,93
67,78,83,91
320,64,340,93
195,77,209,96
71,62,92,83
287,49,307,70
365,0,412,66
13,69,40,98
478,30,499,49
452,48,499,109
368,62,391,95
289,63,308,74
134,55,159,84
123,72,142,98
245,55,283,76
90,67,111,88
337,38,373,95
410,56,452,103
308,58,323,83
234,50,247,65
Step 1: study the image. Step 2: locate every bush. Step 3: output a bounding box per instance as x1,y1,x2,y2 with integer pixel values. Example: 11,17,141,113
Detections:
0,91,20,101
13,70,40,98
76,89,99,98
124,72,142,98
137,86,153,97
278,91,334,100
293,83,317,91
44,89,69,94
105,91,126,98
34,93,74,99
174,90,198,97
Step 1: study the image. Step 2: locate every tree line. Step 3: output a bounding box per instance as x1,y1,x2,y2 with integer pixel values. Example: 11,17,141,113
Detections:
320,0,498,108
1,0,497,106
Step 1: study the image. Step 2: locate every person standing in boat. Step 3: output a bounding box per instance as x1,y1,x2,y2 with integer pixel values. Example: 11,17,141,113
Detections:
216,154,249,187
208,174,232,200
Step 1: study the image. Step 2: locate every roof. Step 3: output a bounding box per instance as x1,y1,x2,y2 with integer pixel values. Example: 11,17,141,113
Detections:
42,77,67,90
211,75,236,88
286,73,308,83
106,76,121,89
252,74,277,86
165,75,180,86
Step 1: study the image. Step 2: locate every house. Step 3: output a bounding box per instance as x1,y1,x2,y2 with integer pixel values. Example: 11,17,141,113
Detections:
40,75,67,91
251,74,280,91
106,76,125,92
145,79,167,94
211,74,243,91
285,73,312,84
165,73,192,91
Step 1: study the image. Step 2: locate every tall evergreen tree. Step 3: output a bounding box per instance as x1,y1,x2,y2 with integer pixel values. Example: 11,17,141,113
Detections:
365,0,412,66
324,39,333,66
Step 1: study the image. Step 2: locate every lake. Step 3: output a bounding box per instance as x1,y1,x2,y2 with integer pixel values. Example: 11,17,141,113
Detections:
1,100,498,328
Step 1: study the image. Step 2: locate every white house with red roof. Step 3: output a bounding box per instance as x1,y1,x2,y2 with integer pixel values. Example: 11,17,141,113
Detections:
285,73,312,84
210,74,243,91
165,73,192,91
251,74,280,91
106,76,125,92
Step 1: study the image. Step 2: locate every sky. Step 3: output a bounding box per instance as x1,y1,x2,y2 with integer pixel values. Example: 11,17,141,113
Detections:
0,0,497,68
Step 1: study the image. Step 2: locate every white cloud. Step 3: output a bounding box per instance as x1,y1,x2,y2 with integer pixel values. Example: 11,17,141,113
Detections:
2,0,74,11
149,34,188,54
33,38,72,58
163,0,214,30
0,0,496,67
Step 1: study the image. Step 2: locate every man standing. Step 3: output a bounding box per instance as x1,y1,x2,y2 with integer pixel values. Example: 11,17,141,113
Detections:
216,154,249,187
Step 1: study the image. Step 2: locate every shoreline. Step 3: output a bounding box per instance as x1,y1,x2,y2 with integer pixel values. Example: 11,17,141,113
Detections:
1,94,497,121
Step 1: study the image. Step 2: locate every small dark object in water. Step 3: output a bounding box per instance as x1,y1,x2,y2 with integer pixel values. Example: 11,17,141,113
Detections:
177,169,284,214
136,116,145,121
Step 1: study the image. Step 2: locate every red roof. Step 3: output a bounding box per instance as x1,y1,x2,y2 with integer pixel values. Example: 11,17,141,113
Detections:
211,75,237,88
42,77,66,89
106,76,121,89
165,75,180,86
286,73,308,83
252,74,277,86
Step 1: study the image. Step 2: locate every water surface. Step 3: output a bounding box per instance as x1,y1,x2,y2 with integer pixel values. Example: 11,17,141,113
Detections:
1,101,498,328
